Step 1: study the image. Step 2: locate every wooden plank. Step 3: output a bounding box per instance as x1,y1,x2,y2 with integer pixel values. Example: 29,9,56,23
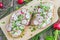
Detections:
0,0,60,40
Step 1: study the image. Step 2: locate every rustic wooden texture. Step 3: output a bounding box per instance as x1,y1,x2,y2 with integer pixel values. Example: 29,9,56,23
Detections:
0,0,60,40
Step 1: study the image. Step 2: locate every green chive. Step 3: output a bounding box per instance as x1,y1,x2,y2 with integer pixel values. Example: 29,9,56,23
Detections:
1,22,5,24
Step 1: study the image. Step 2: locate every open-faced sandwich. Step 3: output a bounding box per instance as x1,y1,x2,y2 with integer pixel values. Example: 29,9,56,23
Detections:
6,8,32,37
31,2,54,28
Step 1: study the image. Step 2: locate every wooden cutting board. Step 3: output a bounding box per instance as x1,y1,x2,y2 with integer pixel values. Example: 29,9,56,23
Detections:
0,0,60,40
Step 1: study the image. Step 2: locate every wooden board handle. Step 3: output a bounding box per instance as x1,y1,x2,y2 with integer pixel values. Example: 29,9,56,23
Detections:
53,0,60,10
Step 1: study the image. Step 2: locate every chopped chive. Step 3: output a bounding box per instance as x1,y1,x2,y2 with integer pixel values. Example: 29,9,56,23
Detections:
1,21,5,24
15,6,19,10
30,34,32,36
31,27,36,32
19,27,24,31
18,15,23,21
43,6,50,11
20,35,23,38
22,33,24,36
29,27,31,29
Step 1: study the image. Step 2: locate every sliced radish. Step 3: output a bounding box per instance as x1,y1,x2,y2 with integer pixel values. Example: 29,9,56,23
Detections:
38,8,43,12
36,15,44,22
16,11,21,16
36,14,40,17
42,23,46,28
22,20,27,25
6,25,12,32
19,25,25,29
25,12,30,19
46,18,51,24
17,30,22,35
34,20,39,25
21,9,27,13
47,12,52,18
12,14,18,21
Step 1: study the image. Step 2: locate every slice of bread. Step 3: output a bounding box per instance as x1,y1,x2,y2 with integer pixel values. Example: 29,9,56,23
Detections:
31,2,54,28
6,8,32,37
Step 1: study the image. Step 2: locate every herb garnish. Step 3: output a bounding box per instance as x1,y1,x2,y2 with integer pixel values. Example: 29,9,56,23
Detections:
1,21,5,24
18,15,23,21
31,27,36,32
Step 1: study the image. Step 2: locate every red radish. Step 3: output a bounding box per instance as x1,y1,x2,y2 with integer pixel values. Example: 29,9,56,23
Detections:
0,2,3,8
53,19,60,30
17,0,24,4
53,19,60,40
21,11,24,14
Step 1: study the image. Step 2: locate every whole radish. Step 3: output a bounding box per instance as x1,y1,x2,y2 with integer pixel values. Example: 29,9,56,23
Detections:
17,0,24,4
0,2,3,8
53,19,60,40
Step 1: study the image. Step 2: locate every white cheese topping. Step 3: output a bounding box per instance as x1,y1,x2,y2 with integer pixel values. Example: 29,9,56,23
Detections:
42,23,46,28
12,14,18,21
16,21,21,26
43,12,47,15
17,30,22,35
6,23,13,31
38,8,43,12
22,20,27,25
22,9,27,13
46,18,51,24
36,14,40,17
47,12,52,19
49,3,54,10
36,15,44,22
12,30,22,37
34,20,39,25
6,25,12,32
20,25,25,29
26,12,30,19
16,11,21,16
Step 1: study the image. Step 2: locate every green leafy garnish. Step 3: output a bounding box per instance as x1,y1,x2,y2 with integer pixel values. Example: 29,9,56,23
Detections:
30,12,32,14
40,3,50,11
31,27,36,32
19,27,24,31
12,21,17,28
24,0,32,2
58,30,60,34
15,6,19,10
1,21,5,24
45,36,54,40
16,26,20,30
12,31,15,34
40,12,45,18
38,20,46,28
18,15,23,21
43,6,50,11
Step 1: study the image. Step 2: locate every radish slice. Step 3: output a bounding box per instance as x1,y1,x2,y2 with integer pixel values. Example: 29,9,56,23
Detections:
34,20,39,25
38,8,43,12
22,20,27,25
12,14,18,21
47,12,52,18
21,9,27,13
6,25,12,32
46,18,51,24
42,23,46,28
25,12,30,19
36,14,44,23
12,30,22,37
